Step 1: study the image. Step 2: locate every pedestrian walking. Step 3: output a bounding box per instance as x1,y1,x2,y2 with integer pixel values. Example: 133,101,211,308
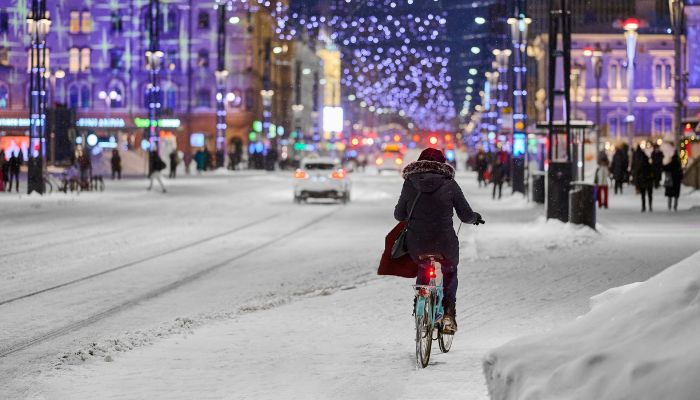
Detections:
635,150,654,212
168,149,179,178
194,149,206,173
476,151,488,188
610,145,627,194
111,149,122,180
490,159,506,200
651,144,664,188
78,150,92,189
594,157,610,209
663,152,684,211
8,150,22,192
0,150,6,192
147,150,167,193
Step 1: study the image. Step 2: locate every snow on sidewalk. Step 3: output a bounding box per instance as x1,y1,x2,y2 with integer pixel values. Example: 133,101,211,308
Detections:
483,250,700,400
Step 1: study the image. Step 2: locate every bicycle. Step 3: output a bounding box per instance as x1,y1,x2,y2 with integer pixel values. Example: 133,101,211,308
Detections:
413,254,453,368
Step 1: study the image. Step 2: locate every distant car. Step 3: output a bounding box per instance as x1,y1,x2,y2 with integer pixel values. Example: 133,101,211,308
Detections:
375,144,404,174
293,158,351,203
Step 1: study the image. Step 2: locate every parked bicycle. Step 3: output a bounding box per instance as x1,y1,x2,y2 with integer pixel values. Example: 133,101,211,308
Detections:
413,254,453,368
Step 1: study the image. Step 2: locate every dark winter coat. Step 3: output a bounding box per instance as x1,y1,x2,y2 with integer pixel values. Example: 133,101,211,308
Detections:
149,152,166,175
635,154,654,190
651,149,664,177
610,149,627,181
490,163,506,184
394,160,477,267
111,152,121,171
9,152,22,172
663,156,684,198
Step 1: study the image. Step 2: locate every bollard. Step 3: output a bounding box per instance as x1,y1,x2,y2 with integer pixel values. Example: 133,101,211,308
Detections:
569,182,596,229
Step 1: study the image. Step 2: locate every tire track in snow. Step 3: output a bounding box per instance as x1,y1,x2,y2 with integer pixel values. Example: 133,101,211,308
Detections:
0,213,282,307
0,206,341,358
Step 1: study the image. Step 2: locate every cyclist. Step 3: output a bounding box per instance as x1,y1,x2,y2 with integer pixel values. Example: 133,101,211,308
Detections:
394,148,483,334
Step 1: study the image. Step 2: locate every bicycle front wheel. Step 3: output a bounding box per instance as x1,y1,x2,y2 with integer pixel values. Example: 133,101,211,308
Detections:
438,330,453,353
415,296,433,368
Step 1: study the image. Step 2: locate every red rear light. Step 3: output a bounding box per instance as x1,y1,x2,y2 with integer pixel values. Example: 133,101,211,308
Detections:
294,170,309,179
428,267,436,278
331,170,345,180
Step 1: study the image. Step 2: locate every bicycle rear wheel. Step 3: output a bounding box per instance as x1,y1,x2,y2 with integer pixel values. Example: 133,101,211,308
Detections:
415,296,433,368
438,330,453,353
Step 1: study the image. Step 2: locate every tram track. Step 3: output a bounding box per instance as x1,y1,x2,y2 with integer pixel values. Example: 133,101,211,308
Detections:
0,206,341,358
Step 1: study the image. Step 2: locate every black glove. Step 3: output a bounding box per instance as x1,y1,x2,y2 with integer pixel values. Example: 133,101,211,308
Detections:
473,213,485,225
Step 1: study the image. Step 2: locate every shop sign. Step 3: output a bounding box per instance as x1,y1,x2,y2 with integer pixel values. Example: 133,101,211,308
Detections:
76,118,126,128
0,118,30,127
134,118,181,128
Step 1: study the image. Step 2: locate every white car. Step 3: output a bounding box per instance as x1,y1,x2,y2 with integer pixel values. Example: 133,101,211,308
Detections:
293,158,351,203
375,145,405,174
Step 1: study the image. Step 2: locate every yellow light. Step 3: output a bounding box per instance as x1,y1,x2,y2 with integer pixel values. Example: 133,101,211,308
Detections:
376,158,384,165
393,134,401,142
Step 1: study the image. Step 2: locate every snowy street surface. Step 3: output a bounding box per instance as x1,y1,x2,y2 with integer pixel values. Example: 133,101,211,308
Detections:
1,170,699,399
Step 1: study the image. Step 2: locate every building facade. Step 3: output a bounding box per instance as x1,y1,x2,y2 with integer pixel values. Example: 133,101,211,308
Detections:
0,0,296,166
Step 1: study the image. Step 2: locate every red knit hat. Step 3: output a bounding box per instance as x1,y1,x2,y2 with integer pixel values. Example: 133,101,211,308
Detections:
418,147,446,163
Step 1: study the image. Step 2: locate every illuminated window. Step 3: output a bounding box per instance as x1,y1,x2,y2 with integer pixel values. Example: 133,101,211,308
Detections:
80,48,90,72
0,46,8,66
664,64,672,89
70,11,80,34
26,48,50,72
0,83,9,109
654,64,662,88
69,48,79,73
81,11,92,33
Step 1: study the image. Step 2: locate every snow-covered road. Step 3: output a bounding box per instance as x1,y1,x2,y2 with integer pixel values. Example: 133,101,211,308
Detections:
1,170,698,399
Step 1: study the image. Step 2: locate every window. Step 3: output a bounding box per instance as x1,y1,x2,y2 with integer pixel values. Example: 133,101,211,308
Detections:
69,48,79,73
196,88,211,108
620,64,627,89
0,10,9,33
0,83,9,109
0,46,8,66
608,117,618,137
70,11,80,34
197,49,209,68
166,49,178,71
609,64,618,89
165,86,177,110
80,85,91,109
110,48,124,70
664,64,672,89
653,115,673,135
68,85,79,108
655,64,662,88
198,11,209,29
165,7,178,34
81,11,92,33
26,48,50,73
80,48,90,72
111,11,123,33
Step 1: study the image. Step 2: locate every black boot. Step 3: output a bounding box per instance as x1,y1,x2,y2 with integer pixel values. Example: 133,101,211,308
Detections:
442,304,458,334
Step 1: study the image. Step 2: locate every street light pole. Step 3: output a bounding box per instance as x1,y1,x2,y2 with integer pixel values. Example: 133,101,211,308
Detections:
145,0,163,156
27,0,51,194
215,0,229,168
669,0,685,151
622,18,639,151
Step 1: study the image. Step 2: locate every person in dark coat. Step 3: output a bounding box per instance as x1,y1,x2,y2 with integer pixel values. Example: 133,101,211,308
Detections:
476,150,488,187
147,150,167,193
650,144,664,188
635,150,655,212
168,149,179,178
194,149,206,173
394,148,484,334
8,150,22,193
111,149,122,180
490,159,506,200
610,146,627,194
663,153,684,211
0,150,6,192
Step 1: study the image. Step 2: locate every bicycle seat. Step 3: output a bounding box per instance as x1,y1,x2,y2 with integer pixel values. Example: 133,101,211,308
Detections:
418,254,444,261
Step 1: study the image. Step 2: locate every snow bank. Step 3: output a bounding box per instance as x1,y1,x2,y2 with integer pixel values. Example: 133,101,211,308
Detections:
483,250,700,400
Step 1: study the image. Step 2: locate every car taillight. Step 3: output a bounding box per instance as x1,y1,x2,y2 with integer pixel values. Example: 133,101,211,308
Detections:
376,158,384,165
395,158,403,165
428,267,436,278
331,170,345,180
294,170,309,179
